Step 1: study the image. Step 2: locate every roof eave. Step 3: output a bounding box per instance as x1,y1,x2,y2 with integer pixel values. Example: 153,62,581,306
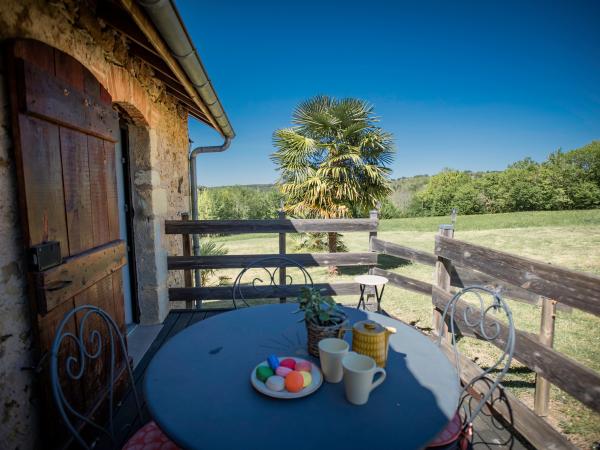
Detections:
118,0,235,138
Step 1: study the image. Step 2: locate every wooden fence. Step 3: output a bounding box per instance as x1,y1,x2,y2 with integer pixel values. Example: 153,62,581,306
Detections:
166,212,378,307
166,214,600,450
372,226,600,450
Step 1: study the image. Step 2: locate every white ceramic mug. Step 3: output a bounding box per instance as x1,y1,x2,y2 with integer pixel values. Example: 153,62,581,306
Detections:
318,338,349,383
342,352,386,405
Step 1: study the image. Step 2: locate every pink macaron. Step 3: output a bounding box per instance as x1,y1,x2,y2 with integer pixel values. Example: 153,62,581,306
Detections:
275,366,292,377
295,361,312,373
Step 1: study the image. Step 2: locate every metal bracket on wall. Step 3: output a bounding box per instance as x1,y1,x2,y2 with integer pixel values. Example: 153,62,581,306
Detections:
28,241,62,271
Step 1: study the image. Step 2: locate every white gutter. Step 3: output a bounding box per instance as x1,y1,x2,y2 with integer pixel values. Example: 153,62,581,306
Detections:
137,0,235,138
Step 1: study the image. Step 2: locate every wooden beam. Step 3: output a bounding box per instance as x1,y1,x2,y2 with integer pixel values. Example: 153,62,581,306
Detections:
163,85,209,122
435,235,600,316
534,298,557,416
32,240,126,314
168,252,377,270
372,267,432,296
278,209,287,303
117,0,223,134
18,60,118,142
371,237,437,266
165,218,378,235
180,213,194,309
371,237,565,309
434,225,454,335
169,282,360,301
432,286,600,412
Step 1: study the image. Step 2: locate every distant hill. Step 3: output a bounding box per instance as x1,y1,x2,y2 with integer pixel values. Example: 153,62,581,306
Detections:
389,175,431,211
199,183,275,191
203,175,438,215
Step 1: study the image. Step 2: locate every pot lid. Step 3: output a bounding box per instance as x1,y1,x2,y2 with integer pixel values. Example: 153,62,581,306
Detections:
353,320,385,335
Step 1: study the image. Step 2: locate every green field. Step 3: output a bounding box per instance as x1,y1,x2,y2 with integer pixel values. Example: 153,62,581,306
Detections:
200,210,600,447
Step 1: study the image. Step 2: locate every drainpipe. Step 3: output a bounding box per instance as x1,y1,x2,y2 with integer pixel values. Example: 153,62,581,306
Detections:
190,137,232,291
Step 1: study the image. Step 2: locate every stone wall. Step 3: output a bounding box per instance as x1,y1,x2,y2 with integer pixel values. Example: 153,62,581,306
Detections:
0,0,194,447
0,54,41,450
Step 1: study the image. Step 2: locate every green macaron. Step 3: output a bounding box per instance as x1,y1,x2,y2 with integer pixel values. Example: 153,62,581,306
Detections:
256,365,274,382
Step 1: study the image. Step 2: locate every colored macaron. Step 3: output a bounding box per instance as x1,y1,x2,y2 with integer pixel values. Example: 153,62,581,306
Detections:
275,366,292,377
256,365,274,383
279,358,296,370
266,375,285,392
267,354,280,370
295,360,312,373
284,371,304,393
300,371,312,388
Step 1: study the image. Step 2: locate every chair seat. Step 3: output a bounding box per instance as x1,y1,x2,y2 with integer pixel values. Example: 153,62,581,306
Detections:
122,421,180,450
427,411,463,448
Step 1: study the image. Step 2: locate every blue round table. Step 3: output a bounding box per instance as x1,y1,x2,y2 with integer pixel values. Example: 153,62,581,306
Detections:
144,304,460,450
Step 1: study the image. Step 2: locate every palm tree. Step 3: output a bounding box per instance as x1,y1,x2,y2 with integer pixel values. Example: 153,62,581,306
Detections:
271,96,394,258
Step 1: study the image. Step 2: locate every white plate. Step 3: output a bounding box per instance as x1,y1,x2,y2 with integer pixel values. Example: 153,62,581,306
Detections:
250,356,323,399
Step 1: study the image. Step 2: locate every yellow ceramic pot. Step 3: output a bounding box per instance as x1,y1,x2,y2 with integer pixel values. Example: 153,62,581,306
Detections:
339,320,396,368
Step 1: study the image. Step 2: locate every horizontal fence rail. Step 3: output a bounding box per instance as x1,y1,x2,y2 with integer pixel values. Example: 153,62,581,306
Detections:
371,237,437,266
372,237,572,311
435,235,600,316
168,252,377,270
169,282,360,302
165,218,378,235
372,267,432,296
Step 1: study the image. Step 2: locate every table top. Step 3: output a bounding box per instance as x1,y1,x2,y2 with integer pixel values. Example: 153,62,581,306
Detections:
144,304,460,450
354,274,389,286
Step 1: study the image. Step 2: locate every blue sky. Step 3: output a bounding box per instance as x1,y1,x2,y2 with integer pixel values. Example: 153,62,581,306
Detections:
177,0,600,187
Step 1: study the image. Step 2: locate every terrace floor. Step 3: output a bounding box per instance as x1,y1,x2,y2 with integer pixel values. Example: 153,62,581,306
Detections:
110,308,531,450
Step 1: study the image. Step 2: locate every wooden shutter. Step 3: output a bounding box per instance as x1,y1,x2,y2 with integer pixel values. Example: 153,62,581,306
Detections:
5,39,128,446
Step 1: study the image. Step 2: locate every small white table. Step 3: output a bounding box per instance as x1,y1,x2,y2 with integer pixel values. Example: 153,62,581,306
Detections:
354,274,389,312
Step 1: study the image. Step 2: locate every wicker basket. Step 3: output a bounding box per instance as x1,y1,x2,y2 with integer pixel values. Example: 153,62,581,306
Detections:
306,316,348,358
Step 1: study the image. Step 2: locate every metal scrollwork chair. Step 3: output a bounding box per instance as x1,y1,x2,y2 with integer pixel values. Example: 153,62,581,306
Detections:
428,286,515,449
50,305,179,449
232,256,314,308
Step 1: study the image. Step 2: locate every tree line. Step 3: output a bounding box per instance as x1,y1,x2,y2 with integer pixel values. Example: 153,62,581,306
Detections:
197,185,282,220
198,141,599,220
407,141,599,217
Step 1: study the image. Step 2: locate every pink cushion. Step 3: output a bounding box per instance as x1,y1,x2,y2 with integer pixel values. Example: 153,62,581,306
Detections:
427,411,463,447
122,421,180,450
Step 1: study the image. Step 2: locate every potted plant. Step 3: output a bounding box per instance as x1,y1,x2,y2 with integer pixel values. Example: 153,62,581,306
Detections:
296,287,347,357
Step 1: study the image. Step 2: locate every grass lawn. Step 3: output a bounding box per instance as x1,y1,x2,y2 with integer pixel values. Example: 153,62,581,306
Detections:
193,209,600,448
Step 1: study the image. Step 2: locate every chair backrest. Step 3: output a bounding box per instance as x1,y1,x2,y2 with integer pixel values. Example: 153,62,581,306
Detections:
437,286,515,430
50,305,143,449
232,256,314,308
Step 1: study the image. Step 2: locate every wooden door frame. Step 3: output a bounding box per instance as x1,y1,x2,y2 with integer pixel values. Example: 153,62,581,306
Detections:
119,120,141,324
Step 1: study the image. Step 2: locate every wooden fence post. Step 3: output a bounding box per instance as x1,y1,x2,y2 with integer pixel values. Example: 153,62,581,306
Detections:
434,224,454,338
534,297,557,416
278,208,287,303
181,213,194,309
368,209,379,275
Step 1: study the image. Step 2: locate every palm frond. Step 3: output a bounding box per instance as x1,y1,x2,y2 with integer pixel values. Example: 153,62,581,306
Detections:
272,95,396,219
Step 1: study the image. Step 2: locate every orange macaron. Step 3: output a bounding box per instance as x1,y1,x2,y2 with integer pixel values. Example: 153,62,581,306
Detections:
284,371,304,393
